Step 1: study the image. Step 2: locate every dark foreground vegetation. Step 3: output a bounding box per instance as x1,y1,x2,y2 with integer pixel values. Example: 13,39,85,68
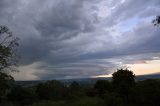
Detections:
1,68,160,106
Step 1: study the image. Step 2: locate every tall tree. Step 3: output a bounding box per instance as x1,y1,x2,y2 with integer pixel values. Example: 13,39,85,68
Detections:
0,25,19,101
112,68,135,101
0,25,19,72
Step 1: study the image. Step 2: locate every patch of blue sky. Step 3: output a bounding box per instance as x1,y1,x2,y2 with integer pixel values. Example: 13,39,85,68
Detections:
119,17,139,32
119,16,155,32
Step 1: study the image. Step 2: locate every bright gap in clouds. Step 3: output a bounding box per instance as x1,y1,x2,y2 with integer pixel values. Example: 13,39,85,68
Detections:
128,60,160,75
94,60,160,78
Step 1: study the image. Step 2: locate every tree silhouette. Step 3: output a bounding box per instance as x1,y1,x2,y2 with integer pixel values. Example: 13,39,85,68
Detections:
0,26,19,102
36,80,64,100
112,68,135,101
70,81,80,91
0,72,14,101
112,68,135,87
8,85,37,105
94,80,112,96
0,26,19,72
153,16,160,26
69,81,84,98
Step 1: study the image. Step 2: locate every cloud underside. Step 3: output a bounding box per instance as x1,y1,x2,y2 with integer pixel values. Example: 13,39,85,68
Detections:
0,0,160,80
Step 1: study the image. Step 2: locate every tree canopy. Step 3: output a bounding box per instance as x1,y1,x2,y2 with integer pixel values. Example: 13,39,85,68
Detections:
0,26,19,72
112,68,135,87
112,68,135,101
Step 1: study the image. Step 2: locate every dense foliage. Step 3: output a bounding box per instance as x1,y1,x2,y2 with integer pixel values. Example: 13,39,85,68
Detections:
0,68,160,106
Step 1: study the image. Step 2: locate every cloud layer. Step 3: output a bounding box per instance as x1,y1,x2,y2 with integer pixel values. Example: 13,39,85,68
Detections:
0,0,160,80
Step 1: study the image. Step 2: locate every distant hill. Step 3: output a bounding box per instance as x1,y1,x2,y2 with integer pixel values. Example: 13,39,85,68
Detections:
136,73,160,81
15,73,160,87
15,77,110,87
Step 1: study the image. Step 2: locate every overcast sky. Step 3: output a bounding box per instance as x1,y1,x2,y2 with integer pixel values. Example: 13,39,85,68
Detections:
1,0,160,80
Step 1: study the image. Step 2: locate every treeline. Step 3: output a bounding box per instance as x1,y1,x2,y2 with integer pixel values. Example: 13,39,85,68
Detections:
1,69,160,106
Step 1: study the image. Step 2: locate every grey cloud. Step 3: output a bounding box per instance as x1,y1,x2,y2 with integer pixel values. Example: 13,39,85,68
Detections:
106,0,160,26
33,63,112,80
0,0,160,80
16,0,101,65
121,23,160,54
34,0,97,40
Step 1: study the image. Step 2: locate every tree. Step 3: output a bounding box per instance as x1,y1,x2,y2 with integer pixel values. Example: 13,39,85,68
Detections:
0,72,14,101
36,80,64,100
8,85,37,105
112,68,135,101
153,16,160,26
0,25,19,102
70,81,80,91
0,25,19,72
69,81,84,98
112,68,135,87
94,80,112,96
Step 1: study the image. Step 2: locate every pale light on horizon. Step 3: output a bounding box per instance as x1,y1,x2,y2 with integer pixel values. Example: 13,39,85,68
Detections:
94,60,160,78
128,60,160,75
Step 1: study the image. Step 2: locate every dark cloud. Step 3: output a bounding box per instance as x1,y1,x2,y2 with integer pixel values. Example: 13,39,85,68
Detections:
0,0,160,80
35,1,96,39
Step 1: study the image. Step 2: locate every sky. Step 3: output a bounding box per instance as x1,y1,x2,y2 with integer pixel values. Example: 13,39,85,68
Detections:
0,0,160,80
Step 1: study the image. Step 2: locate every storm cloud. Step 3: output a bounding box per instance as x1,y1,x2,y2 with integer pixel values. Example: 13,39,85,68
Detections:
0,0,160,80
